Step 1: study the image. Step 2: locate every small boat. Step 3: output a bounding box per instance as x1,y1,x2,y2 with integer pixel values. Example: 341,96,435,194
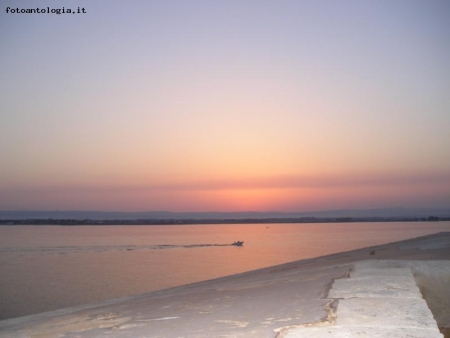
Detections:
232,241,244,246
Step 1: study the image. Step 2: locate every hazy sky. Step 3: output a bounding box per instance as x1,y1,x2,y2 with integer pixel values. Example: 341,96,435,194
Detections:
1,0,449,212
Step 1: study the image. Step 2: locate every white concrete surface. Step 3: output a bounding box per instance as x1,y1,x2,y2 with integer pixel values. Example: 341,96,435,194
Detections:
284,326,443,338
329,274,422,299
284,261,443,338
337,298,439,329
1,233,448,337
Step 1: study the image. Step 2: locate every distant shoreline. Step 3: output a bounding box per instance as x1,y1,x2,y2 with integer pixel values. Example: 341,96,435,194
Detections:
1,216,449,226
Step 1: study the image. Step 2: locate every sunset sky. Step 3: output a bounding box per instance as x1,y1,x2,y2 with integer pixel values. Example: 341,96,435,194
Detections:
1,0,449,212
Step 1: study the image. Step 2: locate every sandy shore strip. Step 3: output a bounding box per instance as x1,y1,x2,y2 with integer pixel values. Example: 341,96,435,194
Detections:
1,232,449,338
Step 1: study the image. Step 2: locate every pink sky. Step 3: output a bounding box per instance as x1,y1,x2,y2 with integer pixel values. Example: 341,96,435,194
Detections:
1,1,449,212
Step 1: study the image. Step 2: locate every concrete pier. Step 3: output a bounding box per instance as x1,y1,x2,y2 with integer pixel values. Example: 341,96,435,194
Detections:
1,232,449,337
284,260,445,338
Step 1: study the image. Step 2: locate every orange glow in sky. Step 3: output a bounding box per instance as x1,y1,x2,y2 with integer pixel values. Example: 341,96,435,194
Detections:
1,1,449,212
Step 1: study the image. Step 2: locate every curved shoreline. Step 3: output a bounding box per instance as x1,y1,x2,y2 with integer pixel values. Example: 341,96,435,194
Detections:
1,232,449,337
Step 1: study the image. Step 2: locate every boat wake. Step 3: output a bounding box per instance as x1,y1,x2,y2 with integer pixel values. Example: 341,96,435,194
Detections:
0,243,238,255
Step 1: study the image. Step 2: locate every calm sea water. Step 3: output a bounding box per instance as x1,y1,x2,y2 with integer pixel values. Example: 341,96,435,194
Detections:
1,222,449,320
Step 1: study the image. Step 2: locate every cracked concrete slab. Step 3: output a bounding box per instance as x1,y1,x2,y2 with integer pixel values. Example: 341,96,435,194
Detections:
1,233,449,337
283,326,443,338
329,275,423,299
351,266,415,277
284,259,445,338
336,297,439,329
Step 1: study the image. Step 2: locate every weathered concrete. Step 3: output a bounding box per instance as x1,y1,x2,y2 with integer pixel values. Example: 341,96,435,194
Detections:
336,297,438,329
284,260,445,338
329,274,422,299
284,326,443,338
1,232,449,337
